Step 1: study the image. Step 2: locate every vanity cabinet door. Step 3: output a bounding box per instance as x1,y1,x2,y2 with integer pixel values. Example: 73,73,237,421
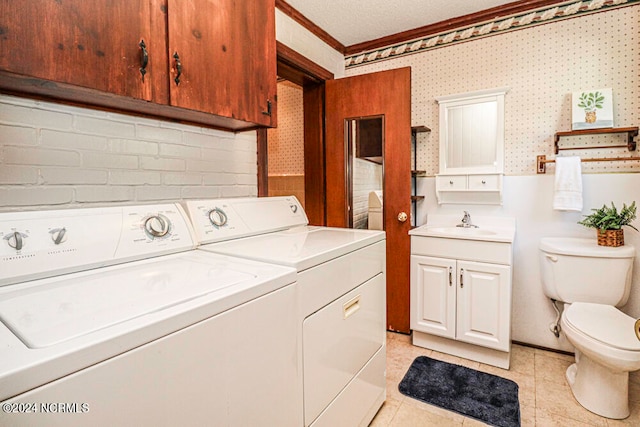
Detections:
410,255,456,339
456,261,511,351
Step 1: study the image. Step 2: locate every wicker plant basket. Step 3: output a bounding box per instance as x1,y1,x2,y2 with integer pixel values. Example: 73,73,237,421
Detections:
597,229,624,247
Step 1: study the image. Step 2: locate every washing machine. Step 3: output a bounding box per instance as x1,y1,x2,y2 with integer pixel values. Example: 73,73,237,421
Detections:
185,196,387,427
0,204,299,427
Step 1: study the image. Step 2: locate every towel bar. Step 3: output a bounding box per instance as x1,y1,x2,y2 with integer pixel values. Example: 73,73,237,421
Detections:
537,154,640,174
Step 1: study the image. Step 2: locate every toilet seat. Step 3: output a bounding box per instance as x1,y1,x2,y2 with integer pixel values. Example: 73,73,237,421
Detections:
564,302,640,351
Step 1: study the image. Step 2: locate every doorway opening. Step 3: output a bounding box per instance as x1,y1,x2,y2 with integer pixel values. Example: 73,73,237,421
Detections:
267,79,306,207
258,41,334,225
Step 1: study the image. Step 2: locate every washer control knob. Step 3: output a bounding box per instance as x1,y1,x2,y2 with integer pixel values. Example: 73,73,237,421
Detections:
4,231,26,251
144,215,170,238
50,228,67,245
208,208,228,228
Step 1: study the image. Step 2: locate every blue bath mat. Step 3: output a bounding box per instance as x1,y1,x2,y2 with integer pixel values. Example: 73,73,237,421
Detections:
398,356,520,427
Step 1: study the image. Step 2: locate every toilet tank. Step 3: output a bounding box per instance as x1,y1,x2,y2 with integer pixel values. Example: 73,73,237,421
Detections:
539,237,635,306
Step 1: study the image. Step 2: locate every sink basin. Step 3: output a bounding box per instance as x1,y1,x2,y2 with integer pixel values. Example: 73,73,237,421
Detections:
427,227,497,237
409,215,516,243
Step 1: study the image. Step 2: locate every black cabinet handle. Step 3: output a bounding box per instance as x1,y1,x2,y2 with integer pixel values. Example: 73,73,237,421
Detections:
173,52,182,85
139,40,149,81
262,99,272,116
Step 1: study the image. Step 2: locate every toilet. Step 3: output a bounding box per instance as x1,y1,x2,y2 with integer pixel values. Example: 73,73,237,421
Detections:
540,237,639,419
368,190,383,230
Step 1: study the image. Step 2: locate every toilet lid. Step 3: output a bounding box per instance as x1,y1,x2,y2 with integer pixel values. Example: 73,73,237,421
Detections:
564,303,640,351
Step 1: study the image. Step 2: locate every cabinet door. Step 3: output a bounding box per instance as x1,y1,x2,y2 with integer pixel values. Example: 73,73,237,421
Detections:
167,0,276,126
0,0,168,103
410,255,456,339
456,261,511,351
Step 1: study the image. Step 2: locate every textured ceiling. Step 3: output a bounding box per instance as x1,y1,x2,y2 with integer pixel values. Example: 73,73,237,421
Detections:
285,0,524,46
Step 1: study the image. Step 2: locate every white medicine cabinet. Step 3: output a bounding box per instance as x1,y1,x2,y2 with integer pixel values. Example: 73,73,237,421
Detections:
435,87,509,204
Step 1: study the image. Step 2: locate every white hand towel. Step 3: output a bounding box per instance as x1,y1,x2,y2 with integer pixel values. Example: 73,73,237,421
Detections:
553,156,583,211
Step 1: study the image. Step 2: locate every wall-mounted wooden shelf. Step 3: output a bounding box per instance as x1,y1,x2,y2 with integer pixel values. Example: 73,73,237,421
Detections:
537,126,639,173
554,127,638,154
412,125,431,133
411,126,431,227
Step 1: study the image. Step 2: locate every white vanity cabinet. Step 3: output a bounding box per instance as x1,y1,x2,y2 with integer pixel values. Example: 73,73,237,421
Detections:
409,227,514,369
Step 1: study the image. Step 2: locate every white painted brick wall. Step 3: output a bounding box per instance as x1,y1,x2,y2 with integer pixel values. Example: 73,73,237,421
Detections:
0,94,257,210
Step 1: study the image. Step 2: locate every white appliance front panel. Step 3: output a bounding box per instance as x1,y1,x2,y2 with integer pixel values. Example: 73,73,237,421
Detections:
201,227,385,271
1,284,300,427
0,204,195,286
303,274,385,425
0,251,296,401
309,345,386,427
185,196,308,243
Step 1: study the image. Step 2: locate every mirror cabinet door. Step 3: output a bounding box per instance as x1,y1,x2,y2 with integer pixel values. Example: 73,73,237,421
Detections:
437,87,508,175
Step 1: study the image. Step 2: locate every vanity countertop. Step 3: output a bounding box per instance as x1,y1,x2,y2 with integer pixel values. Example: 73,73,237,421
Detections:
409,215,516,243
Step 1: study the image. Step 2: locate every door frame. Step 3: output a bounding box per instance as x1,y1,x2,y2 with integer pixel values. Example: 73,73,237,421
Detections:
257,42,333,226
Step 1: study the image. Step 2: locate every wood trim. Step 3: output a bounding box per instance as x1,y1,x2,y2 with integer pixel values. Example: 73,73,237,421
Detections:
257,129,269,197
303,84,326,226
275,0,346,54
345,0,566,55
259,45,332,211
0,71,261,132
276,41,334,82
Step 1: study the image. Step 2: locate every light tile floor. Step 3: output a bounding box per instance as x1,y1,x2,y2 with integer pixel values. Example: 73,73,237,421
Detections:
370,332,640,426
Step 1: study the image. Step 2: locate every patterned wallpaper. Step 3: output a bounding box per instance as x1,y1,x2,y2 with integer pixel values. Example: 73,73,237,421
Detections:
345,5,639,176
267,80,305,175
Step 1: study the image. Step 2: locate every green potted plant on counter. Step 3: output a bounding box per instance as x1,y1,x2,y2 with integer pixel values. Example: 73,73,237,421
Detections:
578,201,638,247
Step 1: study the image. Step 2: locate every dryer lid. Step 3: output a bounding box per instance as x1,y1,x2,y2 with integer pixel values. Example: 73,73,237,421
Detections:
564,302,640,351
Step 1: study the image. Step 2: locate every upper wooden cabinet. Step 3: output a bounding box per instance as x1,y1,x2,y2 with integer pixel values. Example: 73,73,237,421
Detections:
0,0,276,130
0,1,169,103
167,0,276,127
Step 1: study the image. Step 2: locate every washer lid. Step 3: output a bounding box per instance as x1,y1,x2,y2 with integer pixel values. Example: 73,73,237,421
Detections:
564,302,640,351
0,251,288,349
540,237,635,258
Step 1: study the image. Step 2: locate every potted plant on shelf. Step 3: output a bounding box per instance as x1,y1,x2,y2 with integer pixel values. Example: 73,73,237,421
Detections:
578,201,638,247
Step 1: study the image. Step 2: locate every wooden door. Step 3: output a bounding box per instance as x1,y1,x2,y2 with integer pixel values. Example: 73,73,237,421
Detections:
410,255,456,339
325,67,412,333
167,0,276,126
0,0,168,103
456,261,511,351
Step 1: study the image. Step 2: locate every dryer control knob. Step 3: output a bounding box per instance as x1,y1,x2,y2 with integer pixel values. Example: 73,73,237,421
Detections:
144,215,170,238
50,228,67,245
4,231,26,251
208,208,228,228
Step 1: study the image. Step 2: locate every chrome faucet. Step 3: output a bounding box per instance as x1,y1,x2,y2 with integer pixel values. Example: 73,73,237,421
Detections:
457,211,478,228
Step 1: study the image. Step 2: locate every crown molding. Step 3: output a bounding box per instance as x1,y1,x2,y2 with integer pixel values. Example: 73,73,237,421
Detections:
275,0,346,54
346,0,569,55
344,0,638,68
